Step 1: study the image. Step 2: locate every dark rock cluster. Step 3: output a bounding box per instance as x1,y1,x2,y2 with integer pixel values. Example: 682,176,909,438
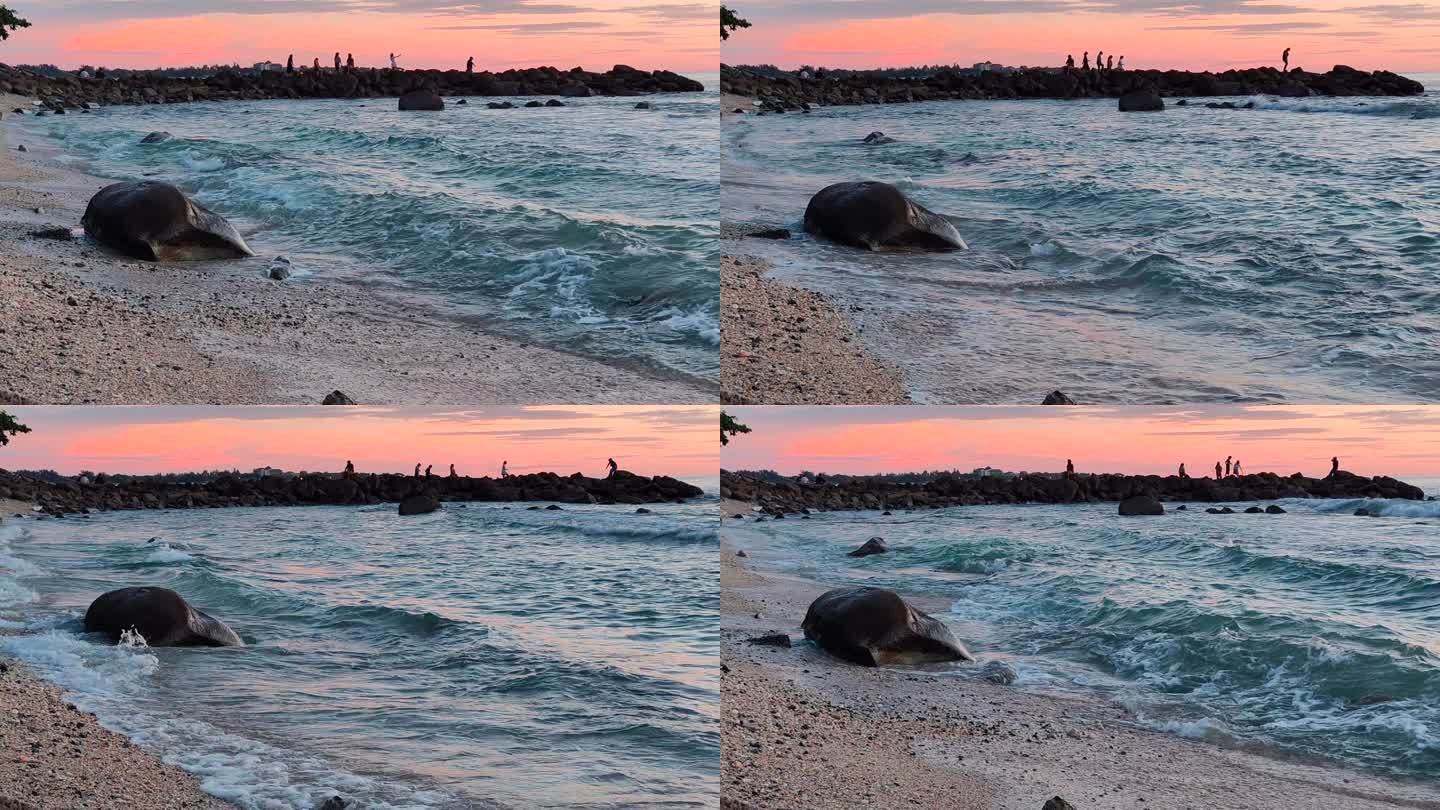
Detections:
721,63,1424,113
720,469,1424,516
0,468,703,517
0,63,703,113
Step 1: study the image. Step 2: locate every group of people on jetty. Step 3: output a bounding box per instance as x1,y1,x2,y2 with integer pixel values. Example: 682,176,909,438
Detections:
280,53,481,75
1062,456,1343,480
337,458,622,480
1065,52,1124,72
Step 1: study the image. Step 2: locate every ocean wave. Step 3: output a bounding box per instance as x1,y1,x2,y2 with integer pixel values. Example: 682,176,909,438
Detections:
1311,498,1440,518
320,603,459,637
1244,95,1440,119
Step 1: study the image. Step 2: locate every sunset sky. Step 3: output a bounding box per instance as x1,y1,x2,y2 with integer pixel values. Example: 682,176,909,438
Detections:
0,0,713,73
722,0,1440,72
721,405,1440,479
0,405,718,481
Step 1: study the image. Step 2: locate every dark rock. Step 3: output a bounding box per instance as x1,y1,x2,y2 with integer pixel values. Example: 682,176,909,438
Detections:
747,633,792,648
1042,798,1077,810
321,390,356,405
862,131,895,144
544,99,565,107
1244,506,1264,513
82,181,253,261
747,227,791,240
546,504,564,510
1119,88,1164,112
398,90,444,111
140,131,173,144
982,660,1018,685
804,181,966,251
398,494,439,515
84,586,242,647
455,99,467,105
316,797,348,810
847,537,889,557
1119,495,1163,516
803,586,972,666
1355,508,1371,516
1042,390,1077,405
1266,505,1286,514
267,256,292,281
486,101,515,109
634,101,653,109
29,228,76,241
736,549,747,557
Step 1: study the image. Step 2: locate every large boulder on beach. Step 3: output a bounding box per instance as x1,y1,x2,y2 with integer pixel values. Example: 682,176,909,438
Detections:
81,181,254,261
802,586,972,666
803,181,967,252
398,90,444,111
1119,89,1164,112
1119,495,1164,516
84,586,243,647
398,493,439,516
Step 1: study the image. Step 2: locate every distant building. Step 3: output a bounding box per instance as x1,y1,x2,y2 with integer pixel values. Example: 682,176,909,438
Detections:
253,466,281,478
252,61,282,73
973,466,998,477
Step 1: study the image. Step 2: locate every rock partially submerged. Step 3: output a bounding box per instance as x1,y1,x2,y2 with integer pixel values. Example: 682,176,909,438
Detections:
1119,495,1164,516
140,131,174,144
82,181,254,261
847,537,889,557
84,586,243,647
398,493,439,516
802,586,972,666
398,90,445,111
1119,88,1164,111
1042,390,1077,405
804,181,967,251
862,131,894,144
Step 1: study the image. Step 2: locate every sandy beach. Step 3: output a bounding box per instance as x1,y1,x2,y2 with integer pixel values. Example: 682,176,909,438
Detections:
719,499,1440,810
0,93,713,405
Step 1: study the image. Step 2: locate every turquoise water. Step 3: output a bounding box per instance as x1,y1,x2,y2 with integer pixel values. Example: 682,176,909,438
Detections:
726,483,1440,780
15,75,719,387
0,499,718,809
723,75,1440,403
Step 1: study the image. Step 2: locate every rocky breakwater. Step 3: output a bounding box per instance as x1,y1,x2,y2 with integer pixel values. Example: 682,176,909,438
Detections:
0,63,703,113
720,63,1424,113
720,469,1425,515
0,468,703,517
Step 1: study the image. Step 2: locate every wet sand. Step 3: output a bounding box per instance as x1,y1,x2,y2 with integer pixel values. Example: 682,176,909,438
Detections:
720,500,1440,810
0,93,713,405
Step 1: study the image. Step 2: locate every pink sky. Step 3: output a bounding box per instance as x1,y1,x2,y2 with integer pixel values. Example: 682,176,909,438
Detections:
722,0,1440,72
0,1,714,73
0,405,717,480
721,405,1440,479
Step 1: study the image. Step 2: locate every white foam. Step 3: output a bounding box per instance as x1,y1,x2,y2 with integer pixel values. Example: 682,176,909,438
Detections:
1311,498,1440,518
180,151,225,172
143,543,194,564
1029,241,1058,257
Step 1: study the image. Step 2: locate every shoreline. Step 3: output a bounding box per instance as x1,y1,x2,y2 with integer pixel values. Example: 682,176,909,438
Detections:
719,510,1440,809
0,653,234,809
0,92,714,405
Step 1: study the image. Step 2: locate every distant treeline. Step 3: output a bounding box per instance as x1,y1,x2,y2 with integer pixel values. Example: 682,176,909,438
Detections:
731,63,1006,79
8,468,301,484
13,63,243,79
730,468,1002,485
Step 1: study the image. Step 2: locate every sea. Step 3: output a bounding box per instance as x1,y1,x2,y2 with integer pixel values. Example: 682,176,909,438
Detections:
10,73,719,388
722,74,1440,404
0,497,719,809
725,478,1440,781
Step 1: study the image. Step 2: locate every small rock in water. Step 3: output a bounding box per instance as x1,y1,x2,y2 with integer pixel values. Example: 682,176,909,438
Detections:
545,504,563,510
1266,504,1286,514
1042,390,1077,405
982,660,1018,685
1355,508,1372,516
16,144,27,152
847,537,888,557
268,255,292,281
545,99,565,107
1244,506,1264,513
140,131,174,144
321,390,356,405
735,549,748,557
862,130,894,144
316,797,348,810
634,101,653,110
634,507,651,514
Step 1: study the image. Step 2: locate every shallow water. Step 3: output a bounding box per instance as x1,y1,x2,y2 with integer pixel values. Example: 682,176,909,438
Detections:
726,482,1440,779
15,74,719,387
723,75,1440,403
0,499,718,809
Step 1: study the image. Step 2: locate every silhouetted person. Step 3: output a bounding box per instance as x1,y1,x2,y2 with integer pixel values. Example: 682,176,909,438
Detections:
1179,463,1188,478
343,460,355,479
1329,456,1339,478
1118,56,1125,70
334,52,341,71
346,53,355,72
313,57,320,72
1215,461,1222,479
414,463,421,478
286,55,294,74
1225,456,1232,477
449,464,457,478
425,464,433,479
1233,460,1242,476
501,460,509,478
1106,55,1113,71
1082,52,1090,71
1065,459,1075,476
606,458,618,479
466,56,475,74
389,52,401,70
1282,47,1291,72
1096,51,1105,72
1065,54,1075,70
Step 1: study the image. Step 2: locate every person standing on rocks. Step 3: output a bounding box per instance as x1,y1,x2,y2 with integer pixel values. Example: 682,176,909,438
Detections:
1233,460,1243,476
1225,456,1232,477
312,57,320,72
1215,461,1223,479
1106,55,1114,71
501,460,509,478
334,52,342,71
448,464,457,478
1282,47,1291,72
1096,51,1105,72
414,463,421,478
1065,459,1075,478
425,464,433,479
1082,52,1090,71
286,55,294,74
1329,456,1340,478
1065,54,1075,70
346,53,355,72
466,57,475,75
343,460,355,479
389,53,401,70
1179,463,1188,478
1118,55,1125,70
606,458,618,478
